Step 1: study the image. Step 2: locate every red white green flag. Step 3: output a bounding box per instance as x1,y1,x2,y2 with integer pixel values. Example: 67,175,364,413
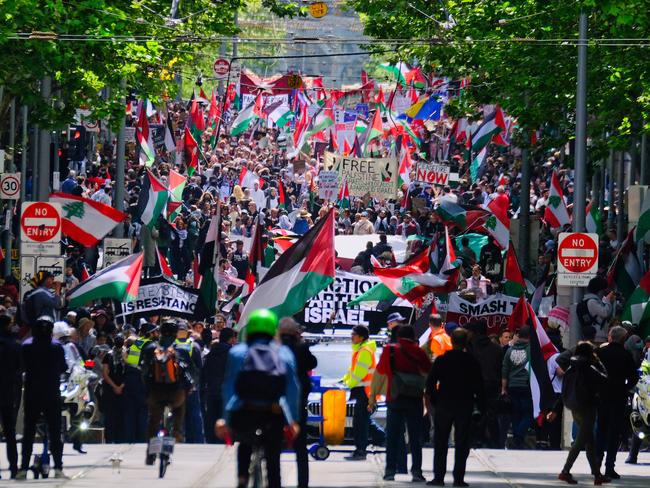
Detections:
484,197,510,249
503,243,526,297
544,171,571,229
49,193,126,247
67,253,143,308
134,170,168,229
230,94,263,136
136,101,155,167
622,268,650,338
184,127,200,176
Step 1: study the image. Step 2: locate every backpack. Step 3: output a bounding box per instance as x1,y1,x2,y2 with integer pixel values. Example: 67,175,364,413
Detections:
20,289,38,325
561,360,593,410
235,343,287,404
152,346,181,384
389,345,426,399
576,297,597,329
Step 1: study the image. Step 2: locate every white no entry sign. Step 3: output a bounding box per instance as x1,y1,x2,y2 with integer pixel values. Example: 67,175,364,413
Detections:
557,232,599,287
20,201,62,255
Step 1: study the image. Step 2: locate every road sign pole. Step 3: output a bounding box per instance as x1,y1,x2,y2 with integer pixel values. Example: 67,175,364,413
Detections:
19,105,28,202
37,76,52,201
571,11,588,348
114,78,127,238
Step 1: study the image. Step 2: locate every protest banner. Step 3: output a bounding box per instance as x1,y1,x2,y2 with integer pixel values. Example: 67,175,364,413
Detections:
415,162,451,185
446,293,520,335
323,151,398,198
116,276,199,320
296,270,412,334
318,170,338,200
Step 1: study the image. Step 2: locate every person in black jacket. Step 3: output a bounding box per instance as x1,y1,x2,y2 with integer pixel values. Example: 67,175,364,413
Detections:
279,318,317,488
0,315,21,479
426,328,484,487
557,341,609,486
466,319,504,448
203,327,237,443
595,326,638,479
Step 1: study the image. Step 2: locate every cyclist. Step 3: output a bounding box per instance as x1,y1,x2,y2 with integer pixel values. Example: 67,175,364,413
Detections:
216,310,300,488
141,320,191,465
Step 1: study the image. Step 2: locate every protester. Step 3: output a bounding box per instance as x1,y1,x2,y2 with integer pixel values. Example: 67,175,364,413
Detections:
501,326,532,449
0,314,20,479
376,325,430,482
423,313,452,361
426,329,484,487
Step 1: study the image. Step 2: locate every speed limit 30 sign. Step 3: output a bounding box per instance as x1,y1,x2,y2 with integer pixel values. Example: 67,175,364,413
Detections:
557,232,599,286
0,173,21,199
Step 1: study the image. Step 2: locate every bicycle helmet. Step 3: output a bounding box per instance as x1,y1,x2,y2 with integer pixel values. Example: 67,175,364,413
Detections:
246,309,278,337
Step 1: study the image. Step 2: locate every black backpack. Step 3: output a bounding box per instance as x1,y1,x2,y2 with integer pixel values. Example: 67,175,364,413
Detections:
576,297,597,329
235,343,287,404
562,360,594,410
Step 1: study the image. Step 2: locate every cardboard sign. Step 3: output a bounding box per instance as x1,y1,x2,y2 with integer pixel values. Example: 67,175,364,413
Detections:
323,151,398,198
415,162,451,186
318,170,338,200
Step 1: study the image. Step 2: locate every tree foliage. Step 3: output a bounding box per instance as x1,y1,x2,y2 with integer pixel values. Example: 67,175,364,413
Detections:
348,0,650,159
0,0,305,130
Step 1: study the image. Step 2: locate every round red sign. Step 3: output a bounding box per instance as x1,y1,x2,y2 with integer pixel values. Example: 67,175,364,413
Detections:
21,202,61,243
213,58,230,77
558,232,598,273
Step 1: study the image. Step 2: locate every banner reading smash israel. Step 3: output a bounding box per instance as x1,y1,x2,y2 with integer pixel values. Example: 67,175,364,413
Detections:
117,277,199,319
296,270,411,334
446,293,520,335
324,151,398,198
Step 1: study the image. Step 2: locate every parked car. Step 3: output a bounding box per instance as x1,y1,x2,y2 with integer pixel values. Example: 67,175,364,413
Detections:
305,335,387,443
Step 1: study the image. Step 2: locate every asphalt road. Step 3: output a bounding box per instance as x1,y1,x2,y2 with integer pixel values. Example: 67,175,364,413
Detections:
0,444,648,487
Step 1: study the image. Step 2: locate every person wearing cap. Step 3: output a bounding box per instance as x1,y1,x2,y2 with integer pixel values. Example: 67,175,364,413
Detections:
386,312,407,343
216,310,299,488
22,271,63,326
123,321,158,443
17,315,68,480
423,314,452,361
342,325,384,460
278,317,317,488
175,320,205,443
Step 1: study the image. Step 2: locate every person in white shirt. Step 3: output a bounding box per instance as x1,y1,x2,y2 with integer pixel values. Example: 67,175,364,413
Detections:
91,184,112,205
465,265,491,300
250,181,266,210
437,185,458,205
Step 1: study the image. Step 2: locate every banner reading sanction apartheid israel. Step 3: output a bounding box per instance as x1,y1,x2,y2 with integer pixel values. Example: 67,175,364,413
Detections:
323,151,398,198
295,270,412,334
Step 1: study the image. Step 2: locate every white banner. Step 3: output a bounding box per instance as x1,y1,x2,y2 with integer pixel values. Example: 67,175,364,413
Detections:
446,293,520,335
323,151,398,198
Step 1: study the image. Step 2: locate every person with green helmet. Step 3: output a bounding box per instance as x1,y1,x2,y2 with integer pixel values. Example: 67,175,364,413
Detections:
216,309,300,488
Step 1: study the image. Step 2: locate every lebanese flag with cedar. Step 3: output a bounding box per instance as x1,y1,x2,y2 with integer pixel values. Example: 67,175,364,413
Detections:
237,209,336,328
544,171,571,228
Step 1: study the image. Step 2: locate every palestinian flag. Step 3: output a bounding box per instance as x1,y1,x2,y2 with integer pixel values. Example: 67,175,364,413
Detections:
188,98,206,143
304,99,335,141
378,61,410,85
230,95,263,136
364,109,384,154
49,193,126,247
352,134,363,157
267,101,293,128
337,177,350,209
636,192,650,244
136,101,156,167
608,228,642,298
470,107,506,154
544,171,571,229
434,201,489,231
470,146,488,182
277,178,286,209
168,169,186,202
67,253,143,308
207,91,221,147
238,208,336,328
164,115,176,154
398,147,413,187
242,219,265,298
287,104,310,159
134,170,168,229
484,197,510,249
622,268,650,338
585,201,603,236
343,138,353,157
157,248,173,277
507,295,558,418
503,243,525,297
195,214,220,319
184,127,200,176
348,282,397,307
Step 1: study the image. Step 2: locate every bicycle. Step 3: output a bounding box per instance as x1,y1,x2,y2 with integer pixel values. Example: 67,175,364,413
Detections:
147,408,175,478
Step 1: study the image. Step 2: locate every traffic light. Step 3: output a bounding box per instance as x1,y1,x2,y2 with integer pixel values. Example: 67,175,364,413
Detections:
69,125,87,161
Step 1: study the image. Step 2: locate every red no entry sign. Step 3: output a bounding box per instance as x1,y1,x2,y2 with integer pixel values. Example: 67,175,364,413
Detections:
213,58,230,77
557,232,598,286
21,202,62,243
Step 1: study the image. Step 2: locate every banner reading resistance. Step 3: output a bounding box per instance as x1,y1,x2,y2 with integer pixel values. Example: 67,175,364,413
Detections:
116,276,199,320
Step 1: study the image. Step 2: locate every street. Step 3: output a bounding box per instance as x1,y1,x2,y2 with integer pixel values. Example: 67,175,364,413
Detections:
1,445,648,487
